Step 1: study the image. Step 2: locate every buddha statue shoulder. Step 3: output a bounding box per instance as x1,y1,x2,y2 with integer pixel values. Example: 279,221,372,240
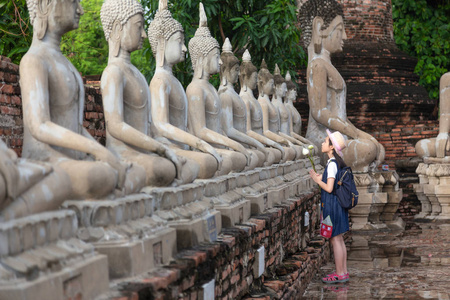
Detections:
415,72,450,161
100,0,199,186
300,0,385,172
186,3,253,173
20,0,145,199
147,0,221,179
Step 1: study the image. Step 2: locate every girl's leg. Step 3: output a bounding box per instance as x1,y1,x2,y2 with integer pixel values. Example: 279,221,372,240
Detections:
339,235,348,274
330,235,345,275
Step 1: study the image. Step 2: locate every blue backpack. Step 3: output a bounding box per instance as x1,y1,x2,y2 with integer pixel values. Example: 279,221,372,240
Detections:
332,160,359,209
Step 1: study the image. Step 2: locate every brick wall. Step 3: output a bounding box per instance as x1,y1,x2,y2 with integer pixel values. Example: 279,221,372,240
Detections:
105,190,332,300
0,56,23,156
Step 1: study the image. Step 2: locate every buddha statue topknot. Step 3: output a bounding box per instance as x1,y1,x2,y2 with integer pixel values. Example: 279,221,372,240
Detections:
300,0,385,172
147,0,221,179
100,0,199,186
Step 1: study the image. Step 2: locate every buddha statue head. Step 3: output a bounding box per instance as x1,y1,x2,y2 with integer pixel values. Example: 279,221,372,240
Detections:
258,59,274,97
273,64,287,99
26,0,84,40
299,0,346,55
188,2,221,79
100,0,145,57
285,72,297,102
220,38,240,86
239,50,258,92
148,0,186,67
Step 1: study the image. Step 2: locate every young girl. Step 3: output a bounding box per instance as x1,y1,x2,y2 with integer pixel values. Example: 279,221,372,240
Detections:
309,129,349,283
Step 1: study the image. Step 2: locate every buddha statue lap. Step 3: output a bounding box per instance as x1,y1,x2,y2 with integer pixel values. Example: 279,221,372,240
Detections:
415,72,450,161
257,60,298,161
20,0,145,199
0,140,70,221
271,64,308,157
147,0,221,179
239,50,285,164
186,3,255,174
218,38,277,167
100,0,198,187
300,0,385,172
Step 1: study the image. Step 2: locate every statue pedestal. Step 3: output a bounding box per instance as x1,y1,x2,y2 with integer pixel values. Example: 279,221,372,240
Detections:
144,183,221,250
349,173,375,230
379,171,405,230
0,211,109,300
413,164,432,219
63,195,177,279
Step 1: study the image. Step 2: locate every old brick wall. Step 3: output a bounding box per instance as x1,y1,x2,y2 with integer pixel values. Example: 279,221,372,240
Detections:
0,56,23,156
104,190,332,300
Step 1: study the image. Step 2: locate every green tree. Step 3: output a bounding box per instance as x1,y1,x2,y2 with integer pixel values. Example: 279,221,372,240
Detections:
0,0,31,65
392,0,450,100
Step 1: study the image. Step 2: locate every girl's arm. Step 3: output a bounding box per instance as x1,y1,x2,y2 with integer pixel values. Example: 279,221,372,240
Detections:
309,169,335,193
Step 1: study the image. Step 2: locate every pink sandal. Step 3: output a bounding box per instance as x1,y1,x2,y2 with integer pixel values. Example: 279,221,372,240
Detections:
322,273,349,284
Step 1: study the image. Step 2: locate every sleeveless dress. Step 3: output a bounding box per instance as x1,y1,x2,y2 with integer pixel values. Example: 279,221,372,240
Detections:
321,159,349,238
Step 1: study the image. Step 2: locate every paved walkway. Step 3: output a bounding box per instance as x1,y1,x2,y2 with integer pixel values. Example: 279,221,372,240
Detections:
302,221,450,299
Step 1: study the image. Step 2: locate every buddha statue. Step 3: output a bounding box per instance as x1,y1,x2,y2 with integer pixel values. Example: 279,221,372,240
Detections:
271,64,308,154
20,0,145,199
239,50,286,163
415,72,450,160
218,38,277,167
100,0,198,186
257,60,299,160
300,0,385,172
186,3,254,173
0,140,70,221
147,0,220,179
284,71,318,152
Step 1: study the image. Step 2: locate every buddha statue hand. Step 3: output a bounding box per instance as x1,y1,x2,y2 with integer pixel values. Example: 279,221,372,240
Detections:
436,132,450,158
197,140,223,170
157,144,186,181
245,150,253,167
95,150,127,189
0,148,20,198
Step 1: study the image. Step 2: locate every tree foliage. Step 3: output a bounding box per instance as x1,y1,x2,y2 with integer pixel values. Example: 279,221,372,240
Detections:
392,0,450,100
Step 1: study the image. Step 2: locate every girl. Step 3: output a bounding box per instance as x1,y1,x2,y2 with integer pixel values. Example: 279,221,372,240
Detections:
309,129,349,283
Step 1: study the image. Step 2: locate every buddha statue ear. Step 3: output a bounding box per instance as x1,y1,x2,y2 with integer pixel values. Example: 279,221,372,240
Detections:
312,16,324,54
111,20,122,57
221,72,227,86
157,38,166,67
35,0,52,40
195,56,204,79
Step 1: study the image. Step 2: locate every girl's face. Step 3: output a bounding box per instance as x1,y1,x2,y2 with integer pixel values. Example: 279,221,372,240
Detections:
321,136,334,154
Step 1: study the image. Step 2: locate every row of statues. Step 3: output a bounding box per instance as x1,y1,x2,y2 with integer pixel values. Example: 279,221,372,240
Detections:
1,0,322,221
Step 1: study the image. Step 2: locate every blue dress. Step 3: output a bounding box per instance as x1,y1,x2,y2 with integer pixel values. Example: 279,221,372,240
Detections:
321,159,349,238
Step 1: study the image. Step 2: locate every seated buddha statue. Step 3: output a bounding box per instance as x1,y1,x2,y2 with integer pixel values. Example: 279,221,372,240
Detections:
186,3,256,173
100,0,199,186
257,60,300,160
20,0,145,199
219,38,278,167
300,0,385,172
415,72,450,160
239,50,287,163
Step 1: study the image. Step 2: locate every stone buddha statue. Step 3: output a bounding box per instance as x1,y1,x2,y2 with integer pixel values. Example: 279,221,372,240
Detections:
283,71,318,152
100,0,198,186
20,0,145,199
218,38,277,167
0,140,70,221
147,0,220,179
415,72,450,160
257,60,299,160
239,50,286,163
300,0,385,172
271,64,308,154
186,3,254,173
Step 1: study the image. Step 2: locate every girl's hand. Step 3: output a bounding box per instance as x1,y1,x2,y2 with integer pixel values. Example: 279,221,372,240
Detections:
309,169,322,183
